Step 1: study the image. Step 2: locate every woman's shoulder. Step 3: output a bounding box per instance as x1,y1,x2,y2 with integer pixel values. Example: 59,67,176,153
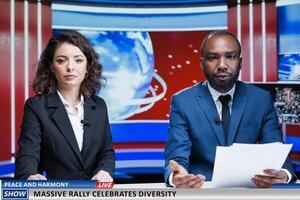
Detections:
22,94,50,113
25,93,46,105
86,95,107,107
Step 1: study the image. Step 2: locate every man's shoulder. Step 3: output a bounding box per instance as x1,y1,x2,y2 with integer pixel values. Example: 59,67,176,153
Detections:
173,82,204,98
238,81,270,97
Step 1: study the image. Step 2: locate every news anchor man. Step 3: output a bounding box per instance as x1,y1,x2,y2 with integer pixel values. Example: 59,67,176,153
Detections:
15,30,115,181
164,30,297,188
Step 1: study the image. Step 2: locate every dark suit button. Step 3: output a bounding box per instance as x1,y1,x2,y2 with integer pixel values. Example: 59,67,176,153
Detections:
78,171,85,178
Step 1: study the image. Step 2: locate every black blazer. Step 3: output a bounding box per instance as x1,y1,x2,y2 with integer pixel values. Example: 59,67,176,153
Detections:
15,92,115,179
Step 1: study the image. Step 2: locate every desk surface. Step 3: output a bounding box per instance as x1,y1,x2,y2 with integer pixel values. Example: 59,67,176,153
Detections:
114,181,300,189
114,182,214,189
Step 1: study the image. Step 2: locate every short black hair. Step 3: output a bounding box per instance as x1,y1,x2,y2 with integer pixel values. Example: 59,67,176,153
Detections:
200,30,241,57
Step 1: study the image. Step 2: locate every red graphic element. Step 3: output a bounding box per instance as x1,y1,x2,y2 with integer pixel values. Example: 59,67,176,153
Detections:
0,0,11,161
95,182,114,189
241,3,250,82
228,1,278,82
129,31,208,120
0,1,51,161
265,1,278,82
286,124,300,137
253,2,263,82
113,142,165,149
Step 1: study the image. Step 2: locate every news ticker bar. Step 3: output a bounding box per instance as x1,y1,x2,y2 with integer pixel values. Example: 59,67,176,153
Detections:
1,180,300,200
2,188,300,200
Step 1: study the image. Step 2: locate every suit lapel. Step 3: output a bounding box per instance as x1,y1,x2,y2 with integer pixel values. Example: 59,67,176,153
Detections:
196,82,226,146
227,82,248,145
47,92,84,167
80,96,97,159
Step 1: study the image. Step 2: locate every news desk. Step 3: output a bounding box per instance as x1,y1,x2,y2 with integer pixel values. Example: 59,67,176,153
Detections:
114,182,213,188
114,181,300,188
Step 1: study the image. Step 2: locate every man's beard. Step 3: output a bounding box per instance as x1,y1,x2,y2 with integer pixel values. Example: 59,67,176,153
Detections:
203,67,240,93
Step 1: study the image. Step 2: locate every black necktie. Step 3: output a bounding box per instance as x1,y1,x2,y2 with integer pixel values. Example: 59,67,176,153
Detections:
219,95,231,140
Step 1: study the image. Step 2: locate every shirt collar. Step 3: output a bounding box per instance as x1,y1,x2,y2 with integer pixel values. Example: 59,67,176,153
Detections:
207,81,236,102
57,90,84,108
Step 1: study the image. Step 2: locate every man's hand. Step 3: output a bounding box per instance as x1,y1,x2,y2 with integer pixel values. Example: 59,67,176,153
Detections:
252,169,288,188
169,160,205,188
27,174,47,180
92,170,113,182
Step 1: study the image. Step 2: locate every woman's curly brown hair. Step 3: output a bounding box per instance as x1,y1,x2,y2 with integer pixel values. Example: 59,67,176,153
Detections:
32,30,102,97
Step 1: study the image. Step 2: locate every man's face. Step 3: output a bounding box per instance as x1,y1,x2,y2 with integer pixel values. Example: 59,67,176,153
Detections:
201,35,242,93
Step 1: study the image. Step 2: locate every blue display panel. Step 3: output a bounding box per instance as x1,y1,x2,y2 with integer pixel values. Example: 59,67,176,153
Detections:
278,3,300,81
53,0,226,6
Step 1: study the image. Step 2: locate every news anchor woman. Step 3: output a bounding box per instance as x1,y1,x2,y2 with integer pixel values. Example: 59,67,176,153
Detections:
15,30,115,181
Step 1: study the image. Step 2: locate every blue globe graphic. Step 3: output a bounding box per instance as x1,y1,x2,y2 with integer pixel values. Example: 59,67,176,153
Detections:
81,31,154,120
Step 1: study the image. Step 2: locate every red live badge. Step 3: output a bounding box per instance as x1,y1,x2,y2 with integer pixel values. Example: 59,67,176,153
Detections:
95,182,114,189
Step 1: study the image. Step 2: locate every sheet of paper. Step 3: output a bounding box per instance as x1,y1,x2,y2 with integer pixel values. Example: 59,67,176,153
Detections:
211,142,292,188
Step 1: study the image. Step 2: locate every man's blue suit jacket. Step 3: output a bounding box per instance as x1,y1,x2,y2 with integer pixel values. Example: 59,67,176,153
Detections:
164,81,296,183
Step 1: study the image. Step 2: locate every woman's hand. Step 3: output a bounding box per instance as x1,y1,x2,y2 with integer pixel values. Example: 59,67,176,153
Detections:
91,170,113,182
27,174,47,180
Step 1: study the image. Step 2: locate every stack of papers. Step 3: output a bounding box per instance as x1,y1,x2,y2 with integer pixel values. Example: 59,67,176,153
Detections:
212,142,293,188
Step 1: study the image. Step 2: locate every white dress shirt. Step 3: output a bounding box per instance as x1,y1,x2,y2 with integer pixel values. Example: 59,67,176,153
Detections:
57,91,84,151
207,82,235,120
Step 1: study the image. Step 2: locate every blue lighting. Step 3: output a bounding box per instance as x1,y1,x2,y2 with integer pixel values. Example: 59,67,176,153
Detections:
286,136,300,152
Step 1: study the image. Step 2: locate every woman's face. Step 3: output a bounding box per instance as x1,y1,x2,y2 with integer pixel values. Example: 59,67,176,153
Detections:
52,43,87,92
